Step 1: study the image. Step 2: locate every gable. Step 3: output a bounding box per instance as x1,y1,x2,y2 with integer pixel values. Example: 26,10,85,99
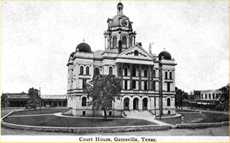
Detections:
117,46,153,61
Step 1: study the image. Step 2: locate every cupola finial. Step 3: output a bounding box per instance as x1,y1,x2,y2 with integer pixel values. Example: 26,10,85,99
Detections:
117,2,124,15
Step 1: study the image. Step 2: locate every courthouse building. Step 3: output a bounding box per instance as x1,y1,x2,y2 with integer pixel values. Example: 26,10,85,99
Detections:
67,2,177,117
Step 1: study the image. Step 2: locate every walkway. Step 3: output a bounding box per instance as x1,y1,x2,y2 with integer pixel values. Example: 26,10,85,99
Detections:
124,111,171,126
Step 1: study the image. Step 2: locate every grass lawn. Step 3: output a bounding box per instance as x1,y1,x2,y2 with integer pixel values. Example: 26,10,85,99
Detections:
10,108,69,116
198,112,229,123
3,115,155,127
160,111,229,125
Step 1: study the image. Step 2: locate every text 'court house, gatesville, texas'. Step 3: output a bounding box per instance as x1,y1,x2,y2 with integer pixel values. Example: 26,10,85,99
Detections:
66,2,177,117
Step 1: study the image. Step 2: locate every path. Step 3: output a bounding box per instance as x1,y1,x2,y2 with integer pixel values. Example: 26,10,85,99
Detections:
124,111,171,126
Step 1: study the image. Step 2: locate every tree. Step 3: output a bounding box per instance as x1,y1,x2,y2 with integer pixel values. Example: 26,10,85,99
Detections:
175,87,189,109
216,84,229,111
26,88,41,110
85,73,122,120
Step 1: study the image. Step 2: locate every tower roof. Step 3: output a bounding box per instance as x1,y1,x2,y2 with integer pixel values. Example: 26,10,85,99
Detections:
159,51,172,60
76,42,92,53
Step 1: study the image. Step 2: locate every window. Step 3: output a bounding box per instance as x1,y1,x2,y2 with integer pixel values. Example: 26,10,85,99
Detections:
209,94,211,99
82,111,86,116
167,98,171,106
109,111,112,116
113,36,117,48
122,36,127,48
165,71,168,79
94,67,100,75
109,67,113,75
152,70,156,78
132,66,136,77
80,66,84,75
169,72,172,79
152,81,156,91
168,110,171,115
144,69,147,77
86,66,89,75
124,80,128,90
132,80,136,89
134,50,139,56
167,82,170,92
82,79,87,89
144,81,148,90
82,97,87,106
124,68,128,76
212,93,215,99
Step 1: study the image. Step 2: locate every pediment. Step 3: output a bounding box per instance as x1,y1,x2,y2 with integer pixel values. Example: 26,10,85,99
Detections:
117,46,153,60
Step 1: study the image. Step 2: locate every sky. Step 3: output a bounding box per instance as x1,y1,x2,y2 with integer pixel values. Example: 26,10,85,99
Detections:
1,0,229,94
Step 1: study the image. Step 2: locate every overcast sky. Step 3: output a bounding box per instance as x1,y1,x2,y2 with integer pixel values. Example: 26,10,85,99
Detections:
2,0,229,94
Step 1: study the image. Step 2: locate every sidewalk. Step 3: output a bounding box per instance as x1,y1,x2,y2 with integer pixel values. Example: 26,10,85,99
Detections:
124,111,171,126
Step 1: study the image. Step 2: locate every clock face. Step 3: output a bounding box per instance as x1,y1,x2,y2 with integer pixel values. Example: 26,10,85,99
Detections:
120,19,128,27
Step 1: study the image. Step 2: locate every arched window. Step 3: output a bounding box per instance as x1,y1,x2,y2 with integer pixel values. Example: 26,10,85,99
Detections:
122,36,127,48
134,50,139,56
167,98,170,106
112,36,117,48
86,66,89,75
80,66,84,75
109,67,113,75
94,67,100,75
165,71,168,79
82,97,87,107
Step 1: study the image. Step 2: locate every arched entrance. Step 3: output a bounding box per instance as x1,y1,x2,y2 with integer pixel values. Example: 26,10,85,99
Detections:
142,98,148,110
123,98,130,110
133,98,139,110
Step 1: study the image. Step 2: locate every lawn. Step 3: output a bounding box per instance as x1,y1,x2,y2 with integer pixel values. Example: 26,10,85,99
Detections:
10,108,69,116
159,110,229,125
3,115,155,127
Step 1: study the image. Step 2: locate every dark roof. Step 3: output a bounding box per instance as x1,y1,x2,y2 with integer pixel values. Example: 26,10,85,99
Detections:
159,51,172,60
76,42,92,53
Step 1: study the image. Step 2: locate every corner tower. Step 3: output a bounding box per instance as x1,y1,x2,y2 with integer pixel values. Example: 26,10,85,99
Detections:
104,2,136,53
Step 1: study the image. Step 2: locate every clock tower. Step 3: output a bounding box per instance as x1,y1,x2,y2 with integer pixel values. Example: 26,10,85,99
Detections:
104,2,136,53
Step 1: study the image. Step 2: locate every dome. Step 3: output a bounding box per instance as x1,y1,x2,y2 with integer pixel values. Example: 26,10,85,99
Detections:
110,15,129,27
158,51,172,60
76,42,92,53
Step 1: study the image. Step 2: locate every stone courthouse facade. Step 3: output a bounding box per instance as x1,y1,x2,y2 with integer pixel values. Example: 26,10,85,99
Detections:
67,2,177,117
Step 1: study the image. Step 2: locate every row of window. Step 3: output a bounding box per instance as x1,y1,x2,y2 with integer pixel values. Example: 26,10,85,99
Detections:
112,36,130,48
79,66,90,75
165,71,173,80
123,68,156,78
81,96,171,107
123,80,171,91
80,66,113,76
199,93,220,100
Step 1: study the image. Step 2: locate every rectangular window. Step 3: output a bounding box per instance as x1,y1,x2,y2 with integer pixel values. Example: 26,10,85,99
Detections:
82,79,87,89
124,80,128,90
169,72,172,79
152,81,156,91
132,80,136,89
152,70,156,78
144,70,147,77
167,82,170,92
144,81,148,90
132,66,136,77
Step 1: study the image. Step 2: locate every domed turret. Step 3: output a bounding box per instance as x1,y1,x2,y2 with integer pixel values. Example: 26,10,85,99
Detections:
159,51,172,60
76,42,92,53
